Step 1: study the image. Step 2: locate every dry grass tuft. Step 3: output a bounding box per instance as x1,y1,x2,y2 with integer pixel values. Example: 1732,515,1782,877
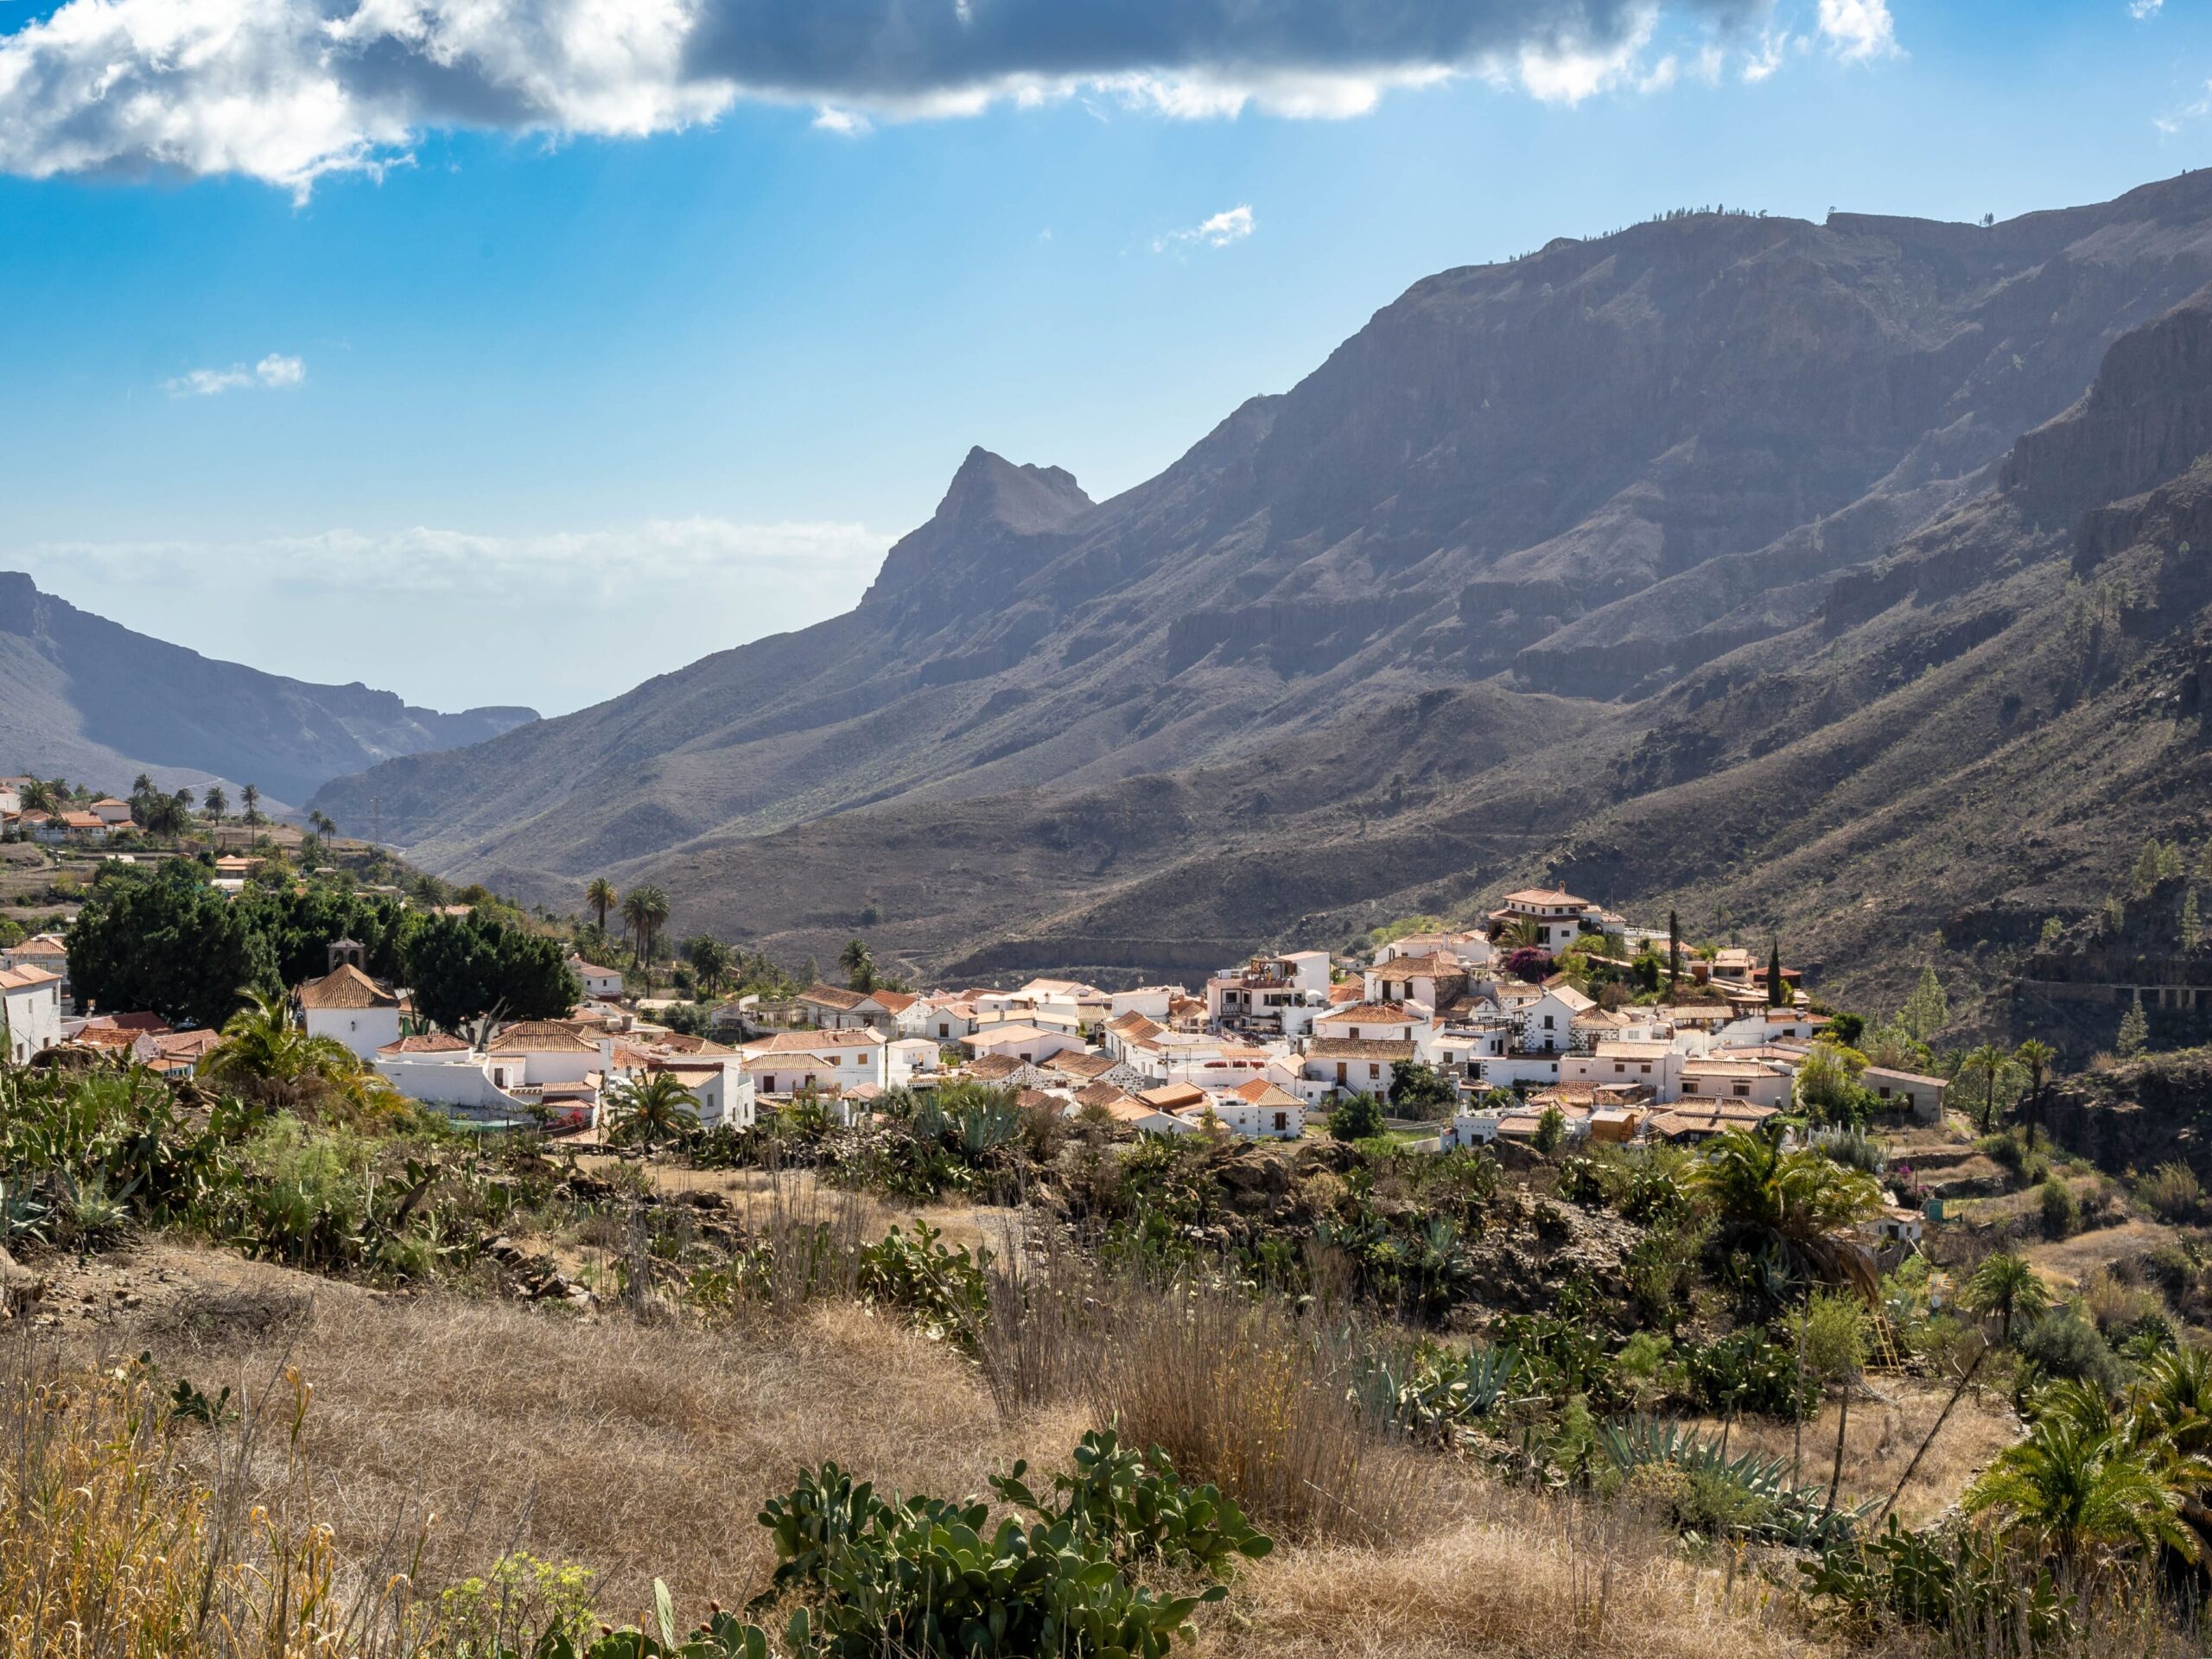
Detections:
1216,1489,1835,1659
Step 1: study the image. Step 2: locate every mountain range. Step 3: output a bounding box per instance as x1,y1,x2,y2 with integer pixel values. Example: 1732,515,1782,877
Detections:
267,169,2212,1014
0,573,537,807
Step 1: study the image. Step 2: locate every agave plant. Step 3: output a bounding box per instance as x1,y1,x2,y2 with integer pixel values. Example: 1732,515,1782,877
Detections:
1598,1418,1872,1548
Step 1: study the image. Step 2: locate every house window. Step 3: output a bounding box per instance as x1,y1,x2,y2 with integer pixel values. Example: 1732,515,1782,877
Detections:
1615,1063,1625,1074
1369,1064,1381,1080
1272,1111,1288,1132
1542,1015,1555,1028
1640,1064,1651,1075
938,1023,950,1038
1734,1084,1751,1096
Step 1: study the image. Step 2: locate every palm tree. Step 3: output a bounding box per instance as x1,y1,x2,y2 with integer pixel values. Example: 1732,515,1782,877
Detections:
1688,1126,1885,1296
1963,1249,2050,1341
586,877,617,936
1960,1043,2006,1133
17,779,53,812
201,988,373,1109
1964,1408,2206,1566
131,772,153,799
621,886,671,987
1497,918,1540,952
2017,1038,2056,1097
839,938,875,992
608,1071,699,1149
684,936,731,997
308,810,336,837
202,785,227,820
240,784,261,827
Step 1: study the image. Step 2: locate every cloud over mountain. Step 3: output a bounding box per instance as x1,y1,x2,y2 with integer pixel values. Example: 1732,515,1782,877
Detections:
0,0,1772,194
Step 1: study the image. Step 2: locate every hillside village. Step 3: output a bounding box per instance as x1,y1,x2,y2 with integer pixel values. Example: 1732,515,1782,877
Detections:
0,795,1949,1170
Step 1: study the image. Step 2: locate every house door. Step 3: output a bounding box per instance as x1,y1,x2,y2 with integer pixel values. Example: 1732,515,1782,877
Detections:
1335,1062,1347,1085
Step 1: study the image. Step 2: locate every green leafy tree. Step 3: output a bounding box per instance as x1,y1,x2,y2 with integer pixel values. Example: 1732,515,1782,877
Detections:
1767,938,1786,1007
2038,915,2065,950
243,885,410,988
1532,1103,1566,1155
64,861,276,1027
1327,1092,1386,1142
2119,992,2150,1059
1385,1058,1459,1118
1963,1249,2049,1341
201,785,227,820
1667,909,1681,991
1898,968,1948,1043
403,912,579,1032
2186,887,2202,951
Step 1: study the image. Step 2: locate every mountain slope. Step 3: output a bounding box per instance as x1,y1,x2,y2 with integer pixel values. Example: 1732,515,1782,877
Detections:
0,574,537,806
313,173,2212,1006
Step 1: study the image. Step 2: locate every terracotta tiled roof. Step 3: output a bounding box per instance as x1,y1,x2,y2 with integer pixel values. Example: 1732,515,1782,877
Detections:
378,1033,472,1055
1319,1002,1417,1027
296,963,398,1011
1502,887,1592,907
966,1054,1024,1081
748,1028,882,1052
798,983,867,1011
1306,1038,1417,1061
1230,1077,1302,1108
1047,1051,1117,1080
488,1020,601,1054
0,965,60,991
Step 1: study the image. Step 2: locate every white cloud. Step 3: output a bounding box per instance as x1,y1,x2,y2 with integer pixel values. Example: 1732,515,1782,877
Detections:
1153,203,1255,253
164,353,308,397
0,0,1770,196
2131,0,2164,17
1740,28,1793,81
1817,0,1902,62
811,107,870,136
10,516,893,715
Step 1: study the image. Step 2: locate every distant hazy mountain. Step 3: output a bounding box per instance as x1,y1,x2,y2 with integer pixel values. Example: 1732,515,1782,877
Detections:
310,172,2212,1009
0,573,536,807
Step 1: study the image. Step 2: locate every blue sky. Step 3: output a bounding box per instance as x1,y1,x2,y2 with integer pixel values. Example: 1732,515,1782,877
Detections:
2,0,2209,715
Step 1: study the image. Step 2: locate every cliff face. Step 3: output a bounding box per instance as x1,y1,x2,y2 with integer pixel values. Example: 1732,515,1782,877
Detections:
306,175,2212,999
0,574,536,806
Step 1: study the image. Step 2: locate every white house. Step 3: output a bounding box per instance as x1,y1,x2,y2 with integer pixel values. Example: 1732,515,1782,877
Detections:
1362,954,1473,1013
1376,931,1493,969
963,1022,1084,1066
568,957,624,1000
1109,985,1181,1022
1564,1039,1681,1099
1207,952,1332,1033
1518,986,1595,1054
1,963,64,1064
1313,1002,1427,1046
742,1027,889,1095
1303,1038,1414,1098
296,963,402,1063
1208,1077,1307,1140
1677,1057,1793,1110
886,1036,940,1084
1487,887,1601,950
900,996,978,1043
1864,1067,1948,1124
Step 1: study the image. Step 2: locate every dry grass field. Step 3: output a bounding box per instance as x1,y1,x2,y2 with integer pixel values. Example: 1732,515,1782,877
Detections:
40,1239,1848,1659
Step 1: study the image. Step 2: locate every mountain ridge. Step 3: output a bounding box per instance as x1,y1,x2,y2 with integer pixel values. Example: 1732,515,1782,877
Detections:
308,171,2212,1011
0,572,537,806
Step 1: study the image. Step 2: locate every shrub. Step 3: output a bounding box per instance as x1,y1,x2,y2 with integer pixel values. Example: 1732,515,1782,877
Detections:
754,1447,1243,1659
2037,1173,2077,1237
1682,1325,1818,1421
2135,1160,2204,1221
988,1428,1273,1577
855,1221,990,1348
2015,1307,2124,1393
